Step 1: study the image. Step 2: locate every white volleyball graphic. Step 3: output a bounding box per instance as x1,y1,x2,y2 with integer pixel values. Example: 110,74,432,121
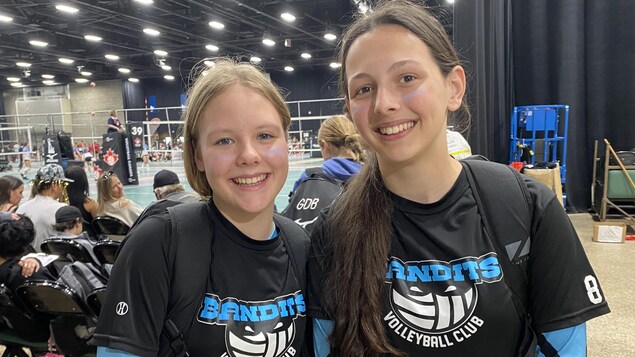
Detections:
225,321,295,357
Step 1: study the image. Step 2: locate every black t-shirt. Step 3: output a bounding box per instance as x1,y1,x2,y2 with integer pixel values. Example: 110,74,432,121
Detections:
93,203,307,357
308,169,610,356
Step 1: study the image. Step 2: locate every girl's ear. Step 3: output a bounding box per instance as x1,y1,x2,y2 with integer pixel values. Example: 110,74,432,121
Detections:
446,65,466,112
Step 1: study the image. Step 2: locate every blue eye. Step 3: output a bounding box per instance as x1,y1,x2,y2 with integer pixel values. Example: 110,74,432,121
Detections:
258,133,273,140
216,138,233,145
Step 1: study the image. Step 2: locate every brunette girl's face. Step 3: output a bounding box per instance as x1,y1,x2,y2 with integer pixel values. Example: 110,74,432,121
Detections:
9,184,24,205
194,84,289,218
344,24,465,168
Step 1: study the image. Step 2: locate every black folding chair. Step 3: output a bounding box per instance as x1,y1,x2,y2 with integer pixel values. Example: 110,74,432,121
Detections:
86,286,107,317
0,285,51,356
41,238,96,265
15,280,93,317
91,216,130,236
93,240,121,265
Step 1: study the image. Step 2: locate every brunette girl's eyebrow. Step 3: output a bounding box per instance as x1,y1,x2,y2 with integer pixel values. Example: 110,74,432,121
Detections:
349,59,422,81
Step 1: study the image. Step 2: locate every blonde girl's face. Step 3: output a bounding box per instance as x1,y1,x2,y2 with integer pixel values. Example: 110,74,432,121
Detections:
10,185,24,205
194,84,289,219
110,176,124,199
344,24,465,168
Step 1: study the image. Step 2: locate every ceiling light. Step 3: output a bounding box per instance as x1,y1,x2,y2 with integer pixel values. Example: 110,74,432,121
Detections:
42,74,54,79
10,82,23,87
203,60,215,67
118,68,131,74
301,52,311,59
58,57,74,64
164,75,174,80
42,80,55,85
75,78,89,83
143,28,160,36
81,71,92,76
208,21,224,30
84,34,102,42
0,15,13,22
128,78,139,83
153,49,168,56
284,66,294,72
250,56,262,64
161,65,171,71
324,33,337,41
7,77,20,82
262,38,275,47
134,0,154,4
330,62,341,68
205,44,219,52
55,4,79,14
16,62,31,68
280,13,296,22
447,0,455,3
105,54,119,60
29,40,48,47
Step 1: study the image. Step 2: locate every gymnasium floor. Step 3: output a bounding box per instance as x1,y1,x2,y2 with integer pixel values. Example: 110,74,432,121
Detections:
2,158,634,356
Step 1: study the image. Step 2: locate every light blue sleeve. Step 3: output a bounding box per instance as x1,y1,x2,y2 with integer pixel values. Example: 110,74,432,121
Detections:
97,346,140,357
313,318,334,357
536,323,586,357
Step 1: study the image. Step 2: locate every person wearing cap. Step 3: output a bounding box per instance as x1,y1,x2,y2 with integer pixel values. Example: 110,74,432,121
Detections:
152,169,200,203
17,164,72,252
50,205,101,267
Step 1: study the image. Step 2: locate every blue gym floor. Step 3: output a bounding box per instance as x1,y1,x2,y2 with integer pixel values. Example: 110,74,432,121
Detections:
8,156,323,213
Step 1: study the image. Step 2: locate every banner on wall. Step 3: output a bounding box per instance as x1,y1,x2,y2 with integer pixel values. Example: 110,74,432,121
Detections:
100,132,138,185
42,135,61,164
129,123,144,159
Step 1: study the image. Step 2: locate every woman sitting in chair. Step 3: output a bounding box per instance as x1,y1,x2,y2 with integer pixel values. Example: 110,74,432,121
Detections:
0,214,55,346
95,171,143,229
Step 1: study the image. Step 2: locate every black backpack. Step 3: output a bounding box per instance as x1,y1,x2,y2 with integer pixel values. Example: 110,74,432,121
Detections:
461,159,562,356
281,167,344,233
154,203,310,357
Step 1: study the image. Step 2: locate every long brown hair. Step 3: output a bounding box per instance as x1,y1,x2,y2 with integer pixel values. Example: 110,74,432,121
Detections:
322,1,470,355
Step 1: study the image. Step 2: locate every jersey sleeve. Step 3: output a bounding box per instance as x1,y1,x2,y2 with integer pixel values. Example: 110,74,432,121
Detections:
525,178,610,332
306,209,333,320
92,215,174,356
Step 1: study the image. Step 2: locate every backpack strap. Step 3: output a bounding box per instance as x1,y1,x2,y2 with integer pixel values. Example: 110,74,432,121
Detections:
273,214,310,357
161,202,214,357
460,160,532,310
461,160,537,356
273,214,310,286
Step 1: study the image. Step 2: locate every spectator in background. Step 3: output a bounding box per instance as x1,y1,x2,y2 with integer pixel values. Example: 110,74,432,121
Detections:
106,110,124,134
19,142,32,179
17,164,71,251
65,166,98,237
96,171,142,228
152,169,200,203
292,115,366,192
0,214,55,347
0,175,25,212
50,206,101,266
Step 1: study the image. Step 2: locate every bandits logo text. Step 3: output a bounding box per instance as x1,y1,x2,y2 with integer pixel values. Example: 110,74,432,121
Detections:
385,253,502,348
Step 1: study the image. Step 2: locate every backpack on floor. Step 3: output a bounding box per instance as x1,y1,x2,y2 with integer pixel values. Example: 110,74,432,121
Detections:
56,261,107,301
281,167,344,233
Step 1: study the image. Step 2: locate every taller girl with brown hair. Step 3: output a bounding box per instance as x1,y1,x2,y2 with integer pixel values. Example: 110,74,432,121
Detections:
307,1,609,356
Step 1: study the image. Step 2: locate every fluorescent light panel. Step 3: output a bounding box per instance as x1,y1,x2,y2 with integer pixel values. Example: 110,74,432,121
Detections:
16,62,31,68
153,49,168,56
0,14,13,22
29,40,48,47
205,44,219,52
164,75,174,80
58,58,74,64
143,28,160,36
105,54,119,60
55,4,79,13
75,78,89,83
84,34,102,42
280,13,296,22
208,21,224,30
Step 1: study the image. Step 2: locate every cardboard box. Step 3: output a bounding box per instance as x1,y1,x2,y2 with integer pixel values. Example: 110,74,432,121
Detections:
524,164,564,206
593,222,626,243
